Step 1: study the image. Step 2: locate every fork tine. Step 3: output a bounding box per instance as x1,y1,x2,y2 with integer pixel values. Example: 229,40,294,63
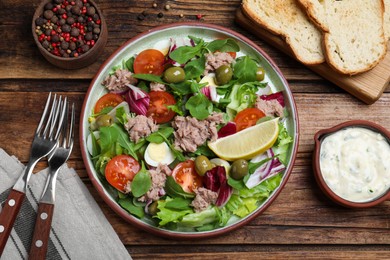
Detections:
53,98,68,142
35,92,52,135
41,94,58,138
60,101,69,147
68,103,75,149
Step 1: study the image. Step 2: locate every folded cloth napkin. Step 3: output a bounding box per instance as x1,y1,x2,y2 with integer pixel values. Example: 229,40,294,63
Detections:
0,148,131,260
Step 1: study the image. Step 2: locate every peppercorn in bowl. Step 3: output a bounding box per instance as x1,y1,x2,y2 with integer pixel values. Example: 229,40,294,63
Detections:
32,0,107,69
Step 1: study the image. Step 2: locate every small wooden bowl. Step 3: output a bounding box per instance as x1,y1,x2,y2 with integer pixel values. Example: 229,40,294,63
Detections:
313,120,390,208
32,0,107,69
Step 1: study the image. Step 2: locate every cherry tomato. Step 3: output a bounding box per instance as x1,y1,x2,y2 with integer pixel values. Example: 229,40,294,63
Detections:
146,91,176,124
94,93,124,114
133,49,165,75
227,51,237,59
234,108,265,131
172,160,203,193
105,155,140,192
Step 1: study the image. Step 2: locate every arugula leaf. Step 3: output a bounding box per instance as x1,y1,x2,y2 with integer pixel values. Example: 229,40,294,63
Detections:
124,56,135,72
165,176,195,199
233,56,258,83
185,94,213,120
184,56,206,80
99,126,119,153
89,130,100,157
133,73,165,84
206,38,240,53
169,38,205,64
227,176,246,190
131,163,152,197
146,127,174,144
115,106,128,125
118,198,144,219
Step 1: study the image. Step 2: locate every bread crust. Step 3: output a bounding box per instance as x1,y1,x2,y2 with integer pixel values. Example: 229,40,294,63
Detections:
242,0,325,65
299,0,387,75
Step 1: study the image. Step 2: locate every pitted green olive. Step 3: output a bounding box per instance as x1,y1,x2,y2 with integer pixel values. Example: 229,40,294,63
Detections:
195,155,213,176
215,65,233,85
256,67,266,81
230,159,249,180
148,201,159,216
95,114,113,128
163,67,186,83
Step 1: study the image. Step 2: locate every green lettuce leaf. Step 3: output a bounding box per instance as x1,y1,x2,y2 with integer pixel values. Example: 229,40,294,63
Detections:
156,197,193,226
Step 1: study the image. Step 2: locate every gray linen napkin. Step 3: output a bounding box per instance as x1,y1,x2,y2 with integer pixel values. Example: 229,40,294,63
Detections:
0,148,131,260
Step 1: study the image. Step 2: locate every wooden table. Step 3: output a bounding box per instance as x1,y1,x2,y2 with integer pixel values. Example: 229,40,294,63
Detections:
1,0,389,259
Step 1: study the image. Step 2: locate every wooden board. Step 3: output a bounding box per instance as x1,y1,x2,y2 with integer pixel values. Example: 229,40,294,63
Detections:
235,8,390,104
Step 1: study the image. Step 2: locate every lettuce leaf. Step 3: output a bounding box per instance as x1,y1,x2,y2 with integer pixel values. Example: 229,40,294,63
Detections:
156,197,193,226
178,207,219,228
273,123,293,165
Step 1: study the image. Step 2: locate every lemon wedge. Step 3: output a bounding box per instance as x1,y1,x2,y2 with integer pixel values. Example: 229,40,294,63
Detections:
208,118,280,161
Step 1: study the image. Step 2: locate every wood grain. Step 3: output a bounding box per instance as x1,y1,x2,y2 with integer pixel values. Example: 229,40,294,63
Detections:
1,0,390,259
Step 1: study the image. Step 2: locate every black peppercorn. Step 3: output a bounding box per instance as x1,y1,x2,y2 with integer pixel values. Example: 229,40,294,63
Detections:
58,8,66,15
72,6,81,15
93,27,100,34
81,44,90,53
70,27,80,37
158,12,163,18
45,29,52,36
87,6,96,16
85,32,93,41
75,0,83,7
66,17,75,25
42,40,50,49
35,17,45,26
51,15,59,24
93,34,99,40
44,10,54,20
61,41,69,50
59,18,66,25
65,5,72,12
77,16,84,23
69,42,76,51
61,24,71,32
52,35,60,42
92,14,100,21
44,3,53,10
137,14,145,21
54,0,63,4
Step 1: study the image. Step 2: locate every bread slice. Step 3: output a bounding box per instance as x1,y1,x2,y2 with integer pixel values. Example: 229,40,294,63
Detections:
298,0,387,75
385,0,390,41
242,0,325,65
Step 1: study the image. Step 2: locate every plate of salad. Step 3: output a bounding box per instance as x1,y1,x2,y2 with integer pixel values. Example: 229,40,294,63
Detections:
80,22,299,238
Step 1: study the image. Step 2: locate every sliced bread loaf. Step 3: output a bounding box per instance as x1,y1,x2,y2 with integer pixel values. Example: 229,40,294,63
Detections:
242,0,325,65
298,0,387,75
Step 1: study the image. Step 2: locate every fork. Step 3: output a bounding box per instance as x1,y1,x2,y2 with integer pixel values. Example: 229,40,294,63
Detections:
0,93,67,255
29,102,75,260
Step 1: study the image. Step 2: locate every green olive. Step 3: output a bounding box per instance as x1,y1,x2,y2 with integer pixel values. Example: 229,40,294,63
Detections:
195,155,213,176
256,67,266,81
230,159,249,180
95,114,113,128
148,201,159,216
163,67,186,83
215,65,233,85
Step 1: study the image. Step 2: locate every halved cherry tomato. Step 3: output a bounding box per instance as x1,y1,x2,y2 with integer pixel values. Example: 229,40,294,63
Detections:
146,91,176,124
105,155,140,192
133,49,165,75
172,160,203,193
234,108,265,131
227,51,237,59
94,93,124,114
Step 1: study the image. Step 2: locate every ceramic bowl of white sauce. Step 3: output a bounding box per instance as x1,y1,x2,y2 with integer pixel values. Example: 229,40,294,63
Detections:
313,120,390,208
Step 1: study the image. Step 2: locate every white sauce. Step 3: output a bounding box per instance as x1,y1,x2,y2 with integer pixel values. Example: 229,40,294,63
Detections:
319,127,390,202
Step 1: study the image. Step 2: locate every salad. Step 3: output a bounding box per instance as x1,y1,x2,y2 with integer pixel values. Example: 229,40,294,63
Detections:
87,35,293,232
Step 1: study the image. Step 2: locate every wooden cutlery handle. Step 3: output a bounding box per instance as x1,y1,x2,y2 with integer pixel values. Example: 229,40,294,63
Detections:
29,202,54,260
0,189,25,256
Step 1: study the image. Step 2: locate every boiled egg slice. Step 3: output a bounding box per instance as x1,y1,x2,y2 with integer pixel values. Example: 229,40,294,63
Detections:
144,142,175,167
153,39,171,56
200,73,218,88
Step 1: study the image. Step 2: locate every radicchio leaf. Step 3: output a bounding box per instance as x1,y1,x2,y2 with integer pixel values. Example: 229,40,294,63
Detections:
260,91,285,107
203,166,233,207
125,84,150,116
217,122,237,138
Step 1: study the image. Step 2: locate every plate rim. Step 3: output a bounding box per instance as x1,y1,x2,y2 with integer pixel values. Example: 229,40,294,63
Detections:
79,21,300,239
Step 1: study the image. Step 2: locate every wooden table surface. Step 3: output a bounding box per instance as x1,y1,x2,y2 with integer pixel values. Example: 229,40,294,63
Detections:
1,0,389,259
